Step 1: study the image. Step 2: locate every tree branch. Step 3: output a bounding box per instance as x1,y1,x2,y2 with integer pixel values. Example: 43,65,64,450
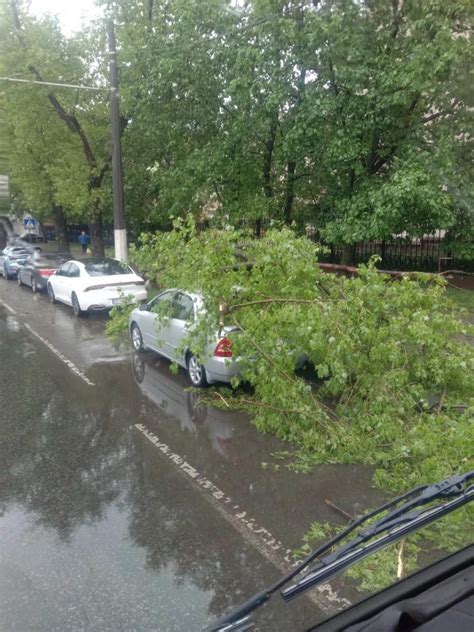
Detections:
227,297,328,312
28,65,97,168
231,313,337,421
422,105,461,124
9,2,99,171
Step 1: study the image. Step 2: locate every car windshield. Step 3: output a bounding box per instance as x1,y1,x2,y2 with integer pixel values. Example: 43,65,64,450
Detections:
84,259,132,277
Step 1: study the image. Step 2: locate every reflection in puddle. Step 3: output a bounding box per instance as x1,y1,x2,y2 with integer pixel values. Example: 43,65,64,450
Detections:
6,315,20,332
131,352,244,463
0,340,312,631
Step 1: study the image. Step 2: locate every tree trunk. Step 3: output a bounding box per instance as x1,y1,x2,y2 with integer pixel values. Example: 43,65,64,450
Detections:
89,212,105,257
284,161,296,226
263,112,278,199
52,205,70,253
340,244,356,266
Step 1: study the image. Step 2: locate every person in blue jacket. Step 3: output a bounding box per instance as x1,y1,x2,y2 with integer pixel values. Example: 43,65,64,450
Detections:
78,231,90,254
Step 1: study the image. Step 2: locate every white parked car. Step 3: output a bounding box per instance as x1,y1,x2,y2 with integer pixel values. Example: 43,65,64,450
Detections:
129,289,240,387
47,258,147,316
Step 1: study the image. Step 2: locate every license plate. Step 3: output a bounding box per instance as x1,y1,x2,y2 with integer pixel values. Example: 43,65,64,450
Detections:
112,298,124,305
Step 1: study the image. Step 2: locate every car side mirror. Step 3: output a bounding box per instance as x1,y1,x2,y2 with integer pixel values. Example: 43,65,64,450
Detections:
139,302,149,311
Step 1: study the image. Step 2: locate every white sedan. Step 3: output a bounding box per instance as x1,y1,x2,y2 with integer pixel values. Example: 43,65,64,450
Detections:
47,258,147,316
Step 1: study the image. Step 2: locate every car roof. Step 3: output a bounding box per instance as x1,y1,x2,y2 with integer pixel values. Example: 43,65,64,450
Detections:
158,288,203,302
83,257,123,265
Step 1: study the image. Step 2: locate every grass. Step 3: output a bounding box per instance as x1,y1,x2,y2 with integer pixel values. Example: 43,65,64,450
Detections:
446,286,474,317
39,240,115,258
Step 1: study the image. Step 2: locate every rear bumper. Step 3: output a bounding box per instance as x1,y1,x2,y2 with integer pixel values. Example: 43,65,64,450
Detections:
7,261,28,274
204,356,241,385
80,288,148,311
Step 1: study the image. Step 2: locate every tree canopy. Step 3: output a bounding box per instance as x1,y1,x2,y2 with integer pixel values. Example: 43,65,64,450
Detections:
0,0,111,253
106,0,472,256
1,0,471,257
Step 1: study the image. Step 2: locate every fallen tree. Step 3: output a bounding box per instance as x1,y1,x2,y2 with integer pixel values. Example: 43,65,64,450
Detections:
109,219,473,587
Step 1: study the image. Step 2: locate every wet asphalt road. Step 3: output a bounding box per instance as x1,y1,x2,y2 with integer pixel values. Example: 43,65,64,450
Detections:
0,279,383,631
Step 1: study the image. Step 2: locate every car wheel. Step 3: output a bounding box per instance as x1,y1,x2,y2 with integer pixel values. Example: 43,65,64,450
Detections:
131,353,145,383
47,283,57,304
17,272,23,286
187,353,208,387
72,292,84,317
131,323,144,352
31,276,37,293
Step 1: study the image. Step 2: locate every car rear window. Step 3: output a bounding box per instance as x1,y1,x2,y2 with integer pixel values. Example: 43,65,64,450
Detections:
84,259,132,277
32,253,68,265
11,249,29,256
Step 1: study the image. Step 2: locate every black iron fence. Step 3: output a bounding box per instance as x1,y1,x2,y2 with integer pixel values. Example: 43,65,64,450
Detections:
236,219,473,273
314,233,473,273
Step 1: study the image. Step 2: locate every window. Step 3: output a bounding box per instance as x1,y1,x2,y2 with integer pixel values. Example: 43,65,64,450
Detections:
68,264,80,278
58,263,71,276
150,291,175,315
171,293,194,321
84,258,132,277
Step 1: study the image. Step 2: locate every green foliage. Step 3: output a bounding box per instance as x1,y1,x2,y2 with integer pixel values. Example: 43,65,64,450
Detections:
105,298,137,340
111,221,473,591
0,2,111,237
3,0,472,248
99,0,473,245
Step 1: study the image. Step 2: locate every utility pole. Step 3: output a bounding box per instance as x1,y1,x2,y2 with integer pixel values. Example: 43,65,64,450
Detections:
108,20,128,262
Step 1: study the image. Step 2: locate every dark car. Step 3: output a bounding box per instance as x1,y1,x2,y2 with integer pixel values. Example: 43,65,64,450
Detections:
17,252,69,293
19,233,44,244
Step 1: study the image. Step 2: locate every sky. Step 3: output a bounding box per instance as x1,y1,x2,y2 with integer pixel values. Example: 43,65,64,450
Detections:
29,0,103,35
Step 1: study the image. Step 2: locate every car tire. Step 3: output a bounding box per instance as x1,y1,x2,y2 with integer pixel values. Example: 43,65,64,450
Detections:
131,323,144,352
72,292,84,317
17,272,23,286
31,276,37,293
131,353,145,383
47,283,57,304
187,353,208,388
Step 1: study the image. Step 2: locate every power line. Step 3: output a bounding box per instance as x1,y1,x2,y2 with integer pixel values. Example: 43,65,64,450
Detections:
124,2,313,63
0,76,109,92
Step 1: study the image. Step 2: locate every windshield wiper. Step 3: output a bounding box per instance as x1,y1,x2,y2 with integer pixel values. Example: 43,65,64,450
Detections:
206,471,473,632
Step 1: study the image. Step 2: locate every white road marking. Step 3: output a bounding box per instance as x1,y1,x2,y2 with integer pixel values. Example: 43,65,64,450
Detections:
23,323,95,387
0,298,349,613
134,422,351,615
1,301,17,315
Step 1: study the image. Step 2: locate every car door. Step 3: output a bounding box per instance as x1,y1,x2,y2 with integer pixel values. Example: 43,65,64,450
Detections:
167,292,195,363
65,262,82,305
141,290,176,353
52,262,71,302
22,256,32,286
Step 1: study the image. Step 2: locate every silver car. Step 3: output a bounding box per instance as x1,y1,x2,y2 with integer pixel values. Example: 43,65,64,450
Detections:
129,289,240,387
0,245,30,279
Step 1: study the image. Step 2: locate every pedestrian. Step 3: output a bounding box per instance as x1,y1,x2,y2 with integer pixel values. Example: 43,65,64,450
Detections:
78,230,90,254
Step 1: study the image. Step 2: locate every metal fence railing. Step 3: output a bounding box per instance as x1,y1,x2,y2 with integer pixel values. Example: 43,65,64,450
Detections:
236,220,473,274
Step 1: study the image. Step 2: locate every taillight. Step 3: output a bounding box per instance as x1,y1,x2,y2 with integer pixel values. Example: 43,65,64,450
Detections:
214,337,233,358
38,269,55,277
84,284,106,292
